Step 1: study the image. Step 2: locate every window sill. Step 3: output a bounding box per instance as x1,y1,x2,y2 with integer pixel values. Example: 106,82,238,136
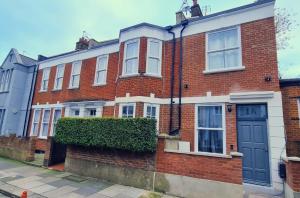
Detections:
38,136,47,140
120,74,140,78
68,87,79,90
164,149,232,159
203,66,245,74
39,90,48,93
143,73,162,78
93,83,107,87
52,89,62,92
0,91,9,94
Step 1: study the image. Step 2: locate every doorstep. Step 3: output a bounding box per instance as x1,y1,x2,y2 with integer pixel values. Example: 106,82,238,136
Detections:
243,183,284,198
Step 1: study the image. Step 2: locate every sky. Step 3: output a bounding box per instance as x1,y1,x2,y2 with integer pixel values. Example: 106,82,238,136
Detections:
0,0,299,78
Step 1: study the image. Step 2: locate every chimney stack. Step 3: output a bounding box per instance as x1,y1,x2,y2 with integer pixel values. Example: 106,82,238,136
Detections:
176,11,186,24
75,37,89,50
191,0,203,17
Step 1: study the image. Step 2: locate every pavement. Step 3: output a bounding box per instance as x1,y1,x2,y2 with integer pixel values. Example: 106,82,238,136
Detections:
0,157,175,198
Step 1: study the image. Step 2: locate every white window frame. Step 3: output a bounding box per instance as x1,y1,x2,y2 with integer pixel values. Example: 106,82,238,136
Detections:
194,103,226,155
50,108,62,136
122,39,140,76
69,61,82,89
0,70,6,92
39,109,51,139
30,109,41,136
119,103,136,118
143,103,160,131
94,55,109,86
40,68,50,92
70,108,80,117
146,38,162,77
4,70,12,92
53,64,65,90
205,26,244,74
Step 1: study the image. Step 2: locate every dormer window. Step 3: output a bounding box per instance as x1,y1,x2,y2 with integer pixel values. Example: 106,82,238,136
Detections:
123,39,139,76
146,39,162,76
205,26,243,74
40,68,50,92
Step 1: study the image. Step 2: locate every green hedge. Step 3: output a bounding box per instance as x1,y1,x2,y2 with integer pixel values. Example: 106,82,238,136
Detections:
54,118,157,153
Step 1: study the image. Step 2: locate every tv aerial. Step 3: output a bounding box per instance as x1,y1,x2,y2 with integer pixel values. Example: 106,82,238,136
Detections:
180,0,191,15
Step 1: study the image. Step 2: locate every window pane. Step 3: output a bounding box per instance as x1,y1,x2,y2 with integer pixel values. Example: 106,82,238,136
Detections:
72,75,80,87
151,107,156,118
198,130,223,154
34,110,41,122
98,57,108,70
128,106,134,117
125,59,137,74
208,51,225,70
55,78,63,89
122,106,128,117
42,124,48,137
148,58,159,74
198,106,222,128
149,41,159,57
73,62,81,74
208,32,224,51
96,71,106,84
225,49,239,68
43,110,50,122
53,110,62,122
146,106,152,118
33,124,38,135
126,42,138,58
224,29,238,48
57,65,64,78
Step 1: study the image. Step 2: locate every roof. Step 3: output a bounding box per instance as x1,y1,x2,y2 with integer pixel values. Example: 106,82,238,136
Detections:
1,48,36,68
39,0,275,63
19,54,36,66
280,78,300,87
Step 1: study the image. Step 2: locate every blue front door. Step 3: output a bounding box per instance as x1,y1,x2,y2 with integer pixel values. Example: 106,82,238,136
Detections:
237,104,270,186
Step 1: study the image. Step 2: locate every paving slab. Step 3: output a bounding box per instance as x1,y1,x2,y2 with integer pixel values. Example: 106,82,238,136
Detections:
97,184,130,197
8,176,42,185
41,185,77,198
30,184,57,194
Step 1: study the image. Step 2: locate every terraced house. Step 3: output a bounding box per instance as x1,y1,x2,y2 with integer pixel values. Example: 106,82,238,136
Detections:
26,0,287,197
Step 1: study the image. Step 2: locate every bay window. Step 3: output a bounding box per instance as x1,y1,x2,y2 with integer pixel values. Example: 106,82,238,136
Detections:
41,68,50,91
146,39,162,76
40,109,50,139
51,109,62,136
31,109,41,136
54,64,65,90
144,103,160,130
120,103,135,118
69,61,82,88
206,26,242,72
94,55,108,85
196,104,225,154
123,39,139,76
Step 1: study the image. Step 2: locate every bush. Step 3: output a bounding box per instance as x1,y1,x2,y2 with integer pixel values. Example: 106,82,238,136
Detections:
54,118,157,153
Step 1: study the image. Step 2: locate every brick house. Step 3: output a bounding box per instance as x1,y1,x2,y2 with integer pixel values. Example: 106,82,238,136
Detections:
27,0,286,197
280,78,300,198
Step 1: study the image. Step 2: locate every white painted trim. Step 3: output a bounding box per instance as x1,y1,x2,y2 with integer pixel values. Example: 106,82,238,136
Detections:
94,55,109,86
230,91,274,100
69,60,82,89
205,26,242,72
146,38,162,77
122,39,140,76
39,109,51,139
165,149,232,159
118,103,136,118
203,66,245,74
143,103,160,130
120,26,165,43
53,64,65,91
50,108,62,136
39,43,119,69
194,103,226,155
32,103,64,109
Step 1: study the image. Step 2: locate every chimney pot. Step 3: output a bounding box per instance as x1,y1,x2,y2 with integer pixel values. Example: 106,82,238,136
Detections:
176,11,186,24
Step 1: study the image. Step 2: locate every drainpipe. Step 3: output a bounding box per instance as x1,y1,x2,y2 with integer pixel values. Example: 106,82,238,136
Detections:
166,26,176,135
167,20,189,136
22,64,38,137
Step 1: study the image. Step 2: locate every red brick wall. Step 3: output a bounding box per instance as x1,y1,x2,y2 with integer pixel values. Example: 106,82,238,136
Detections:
156,139,242,184
67,145,156,171
286,160,300,192
281,85,300,156
35,139,47,151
